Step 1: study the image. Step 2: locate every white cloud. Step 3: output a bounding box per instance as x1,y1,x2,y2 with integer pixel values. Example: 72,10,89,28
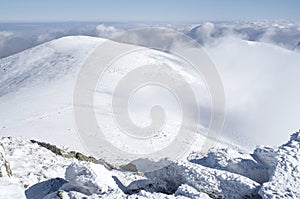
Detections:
206,36,300,149
0,31,14,51
0,31,14,38
195,22,215,40
96,24,122,38
37,33,54,43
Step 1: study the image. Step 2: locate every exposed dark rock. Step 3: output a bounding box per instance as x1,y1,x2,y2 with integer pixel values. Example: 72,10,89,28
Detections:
30,139,115,170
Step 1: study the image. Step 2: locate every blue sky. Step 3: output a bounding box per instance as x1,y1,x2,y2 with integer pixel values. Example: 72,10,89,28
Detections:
0,0,299,22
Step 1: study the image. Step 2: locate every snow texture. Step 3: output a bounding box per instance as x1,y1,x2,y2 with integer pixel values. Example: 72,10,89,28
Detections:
1,131,300,198
259,132,300,199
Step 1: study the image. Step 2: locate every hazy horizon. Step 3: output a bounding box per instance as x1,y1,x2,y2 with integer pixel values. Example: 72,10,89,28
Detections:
0,0,300,22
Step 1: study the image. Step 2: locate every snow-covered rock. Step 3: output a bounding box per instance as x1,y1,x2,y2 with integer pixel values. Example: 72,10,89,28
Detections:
127,161,260,199
1,132,300,198
259,132,300,198
25,178,67,199
252,146,278,177
175,184,211,199
188,147,269,183
61,162,121,195
177,161,260,198
0,137,74,199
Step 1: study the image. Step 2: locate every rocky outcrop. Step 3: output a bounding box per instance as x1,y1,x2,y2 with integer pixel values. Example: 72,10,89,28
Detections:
0,143,12,177
1,132,300,198
258,132,300,198
30,139,115,170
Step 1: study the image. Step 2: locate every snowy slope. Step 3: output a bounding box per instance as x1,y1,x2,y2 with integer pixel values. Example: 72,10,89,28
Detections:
0,36,103,152
0,35,215,158
1,35,300,154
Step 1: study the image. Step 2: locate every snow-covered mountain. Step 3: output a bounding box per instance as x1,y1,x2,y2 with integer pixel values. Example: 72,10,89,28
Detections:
0,35,300,198
0,35,211,155
1,35,300,151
